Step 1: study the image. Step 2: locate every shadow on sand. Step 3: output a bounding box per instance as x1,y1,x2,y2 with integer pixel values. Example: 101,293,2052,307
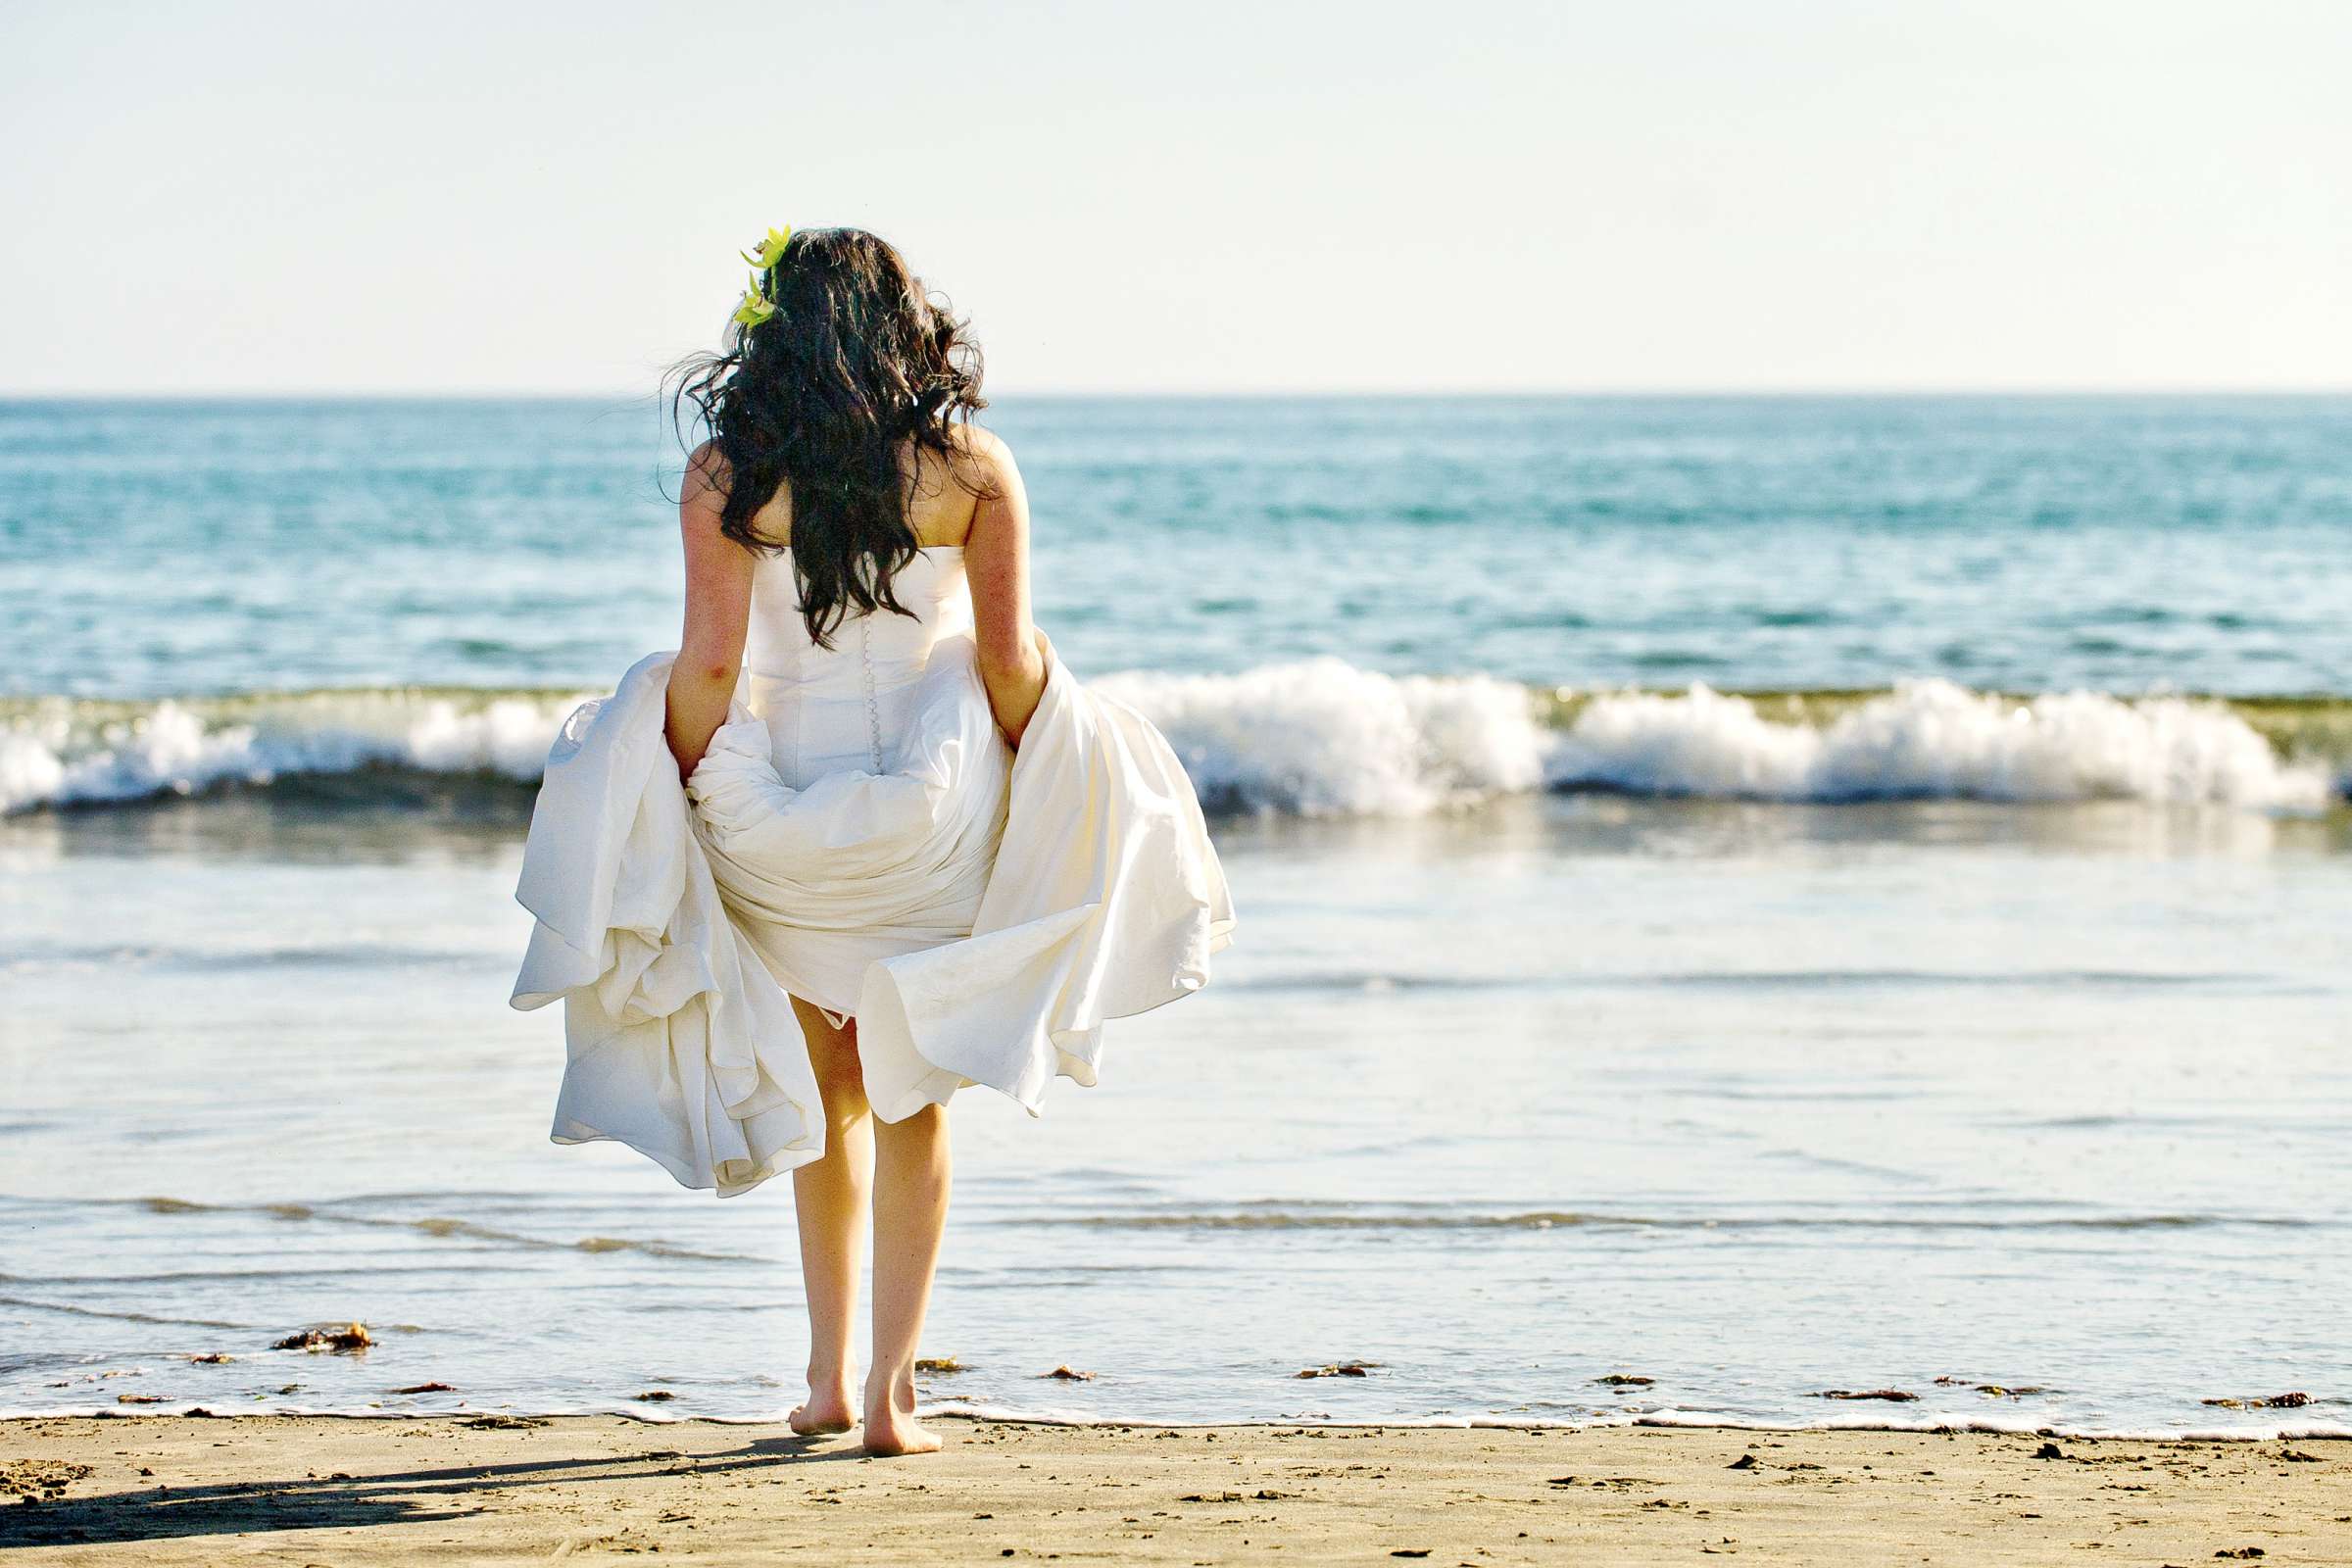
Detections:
0,1432,859,1552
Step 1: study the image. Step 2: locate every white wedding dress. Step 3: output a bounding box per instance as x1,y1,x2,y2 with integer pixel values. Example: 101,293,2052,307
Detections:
687,548,1011,1025
511,546,1235,1196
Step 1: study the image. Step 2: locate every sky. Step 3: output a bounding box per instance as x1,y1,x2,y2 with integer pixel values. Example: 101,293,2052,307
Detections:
1,1,2344,395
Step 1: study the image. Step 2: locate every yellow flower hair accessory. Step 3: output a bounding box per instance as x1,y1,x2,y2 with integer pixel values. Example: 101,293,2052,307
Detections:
731,272,777,328
740,224,793,271
730,224,792,328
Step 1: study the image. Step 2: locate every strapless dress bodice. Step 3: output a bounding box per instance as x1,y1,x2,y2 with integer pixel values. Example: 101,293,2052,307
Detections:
739,547,977,788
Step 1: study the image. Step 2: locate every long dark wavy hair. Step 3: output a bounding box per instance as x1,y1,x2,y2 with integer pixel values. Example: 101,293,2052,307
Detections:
668,227,988,647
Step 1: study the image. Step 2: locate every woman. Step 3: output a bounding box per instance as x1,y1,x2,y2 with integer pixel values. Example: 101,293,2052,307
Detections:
522,225,1228,1457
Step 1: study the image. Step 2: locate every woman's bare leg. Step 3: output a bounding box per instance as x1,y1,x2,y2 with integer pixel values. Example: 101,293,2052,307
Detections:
788,997,870,1436
863,1100,952,1455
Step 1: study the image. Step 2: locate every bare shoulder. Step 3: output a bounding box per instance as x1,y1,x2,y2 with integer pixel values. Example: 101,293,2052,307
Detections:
949,422,1011,461
682,440,731,508
679,440,756,555
947,422,1019,495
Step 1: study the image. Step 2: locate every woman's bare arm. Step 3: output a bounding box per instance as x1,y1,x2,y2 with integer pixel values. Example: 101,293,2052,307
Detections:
961,429,1048,746
663,444,757,779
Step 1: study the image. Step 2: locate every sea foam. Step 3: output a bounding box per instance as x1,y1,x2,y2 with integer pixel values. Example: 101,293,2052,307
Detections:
1096,658,1553,815
1550,679,2334,810
0,691,577,814
1,666,2339,817
1102,665,2334,814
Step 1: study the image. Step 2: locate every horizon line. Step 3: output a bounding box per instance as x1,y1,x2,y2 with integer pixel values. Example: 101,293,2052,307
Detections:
3,384,2349,403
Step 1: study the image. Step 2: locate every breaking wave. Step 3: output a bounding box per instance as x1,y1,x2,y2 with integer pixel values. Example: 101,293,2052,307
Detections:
1543,679,2338,810
0,688,581,814
1108,663,2343,814
4,662,2344,818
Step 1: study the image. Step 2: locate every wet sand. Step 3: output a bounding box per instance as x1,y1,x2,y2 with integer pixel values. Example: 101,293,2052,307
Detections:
3,1417,2345,1564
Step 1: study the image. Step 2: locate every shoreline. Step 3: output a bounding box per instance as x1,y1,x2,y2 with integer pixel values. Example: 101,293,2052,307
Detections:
6,1416,2345,1564
7,1402,2349,1446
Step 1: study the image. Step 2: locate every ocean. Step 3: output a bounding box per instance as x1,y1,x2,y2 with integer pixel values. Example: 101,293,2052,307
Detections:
2,395,2347,1438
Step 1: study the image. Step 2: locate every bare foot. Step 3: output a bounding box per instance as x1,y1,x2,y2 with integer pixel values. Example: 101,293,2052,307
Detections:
790,1379,857,1436
860,1405,942,1455
861,1368,942,1456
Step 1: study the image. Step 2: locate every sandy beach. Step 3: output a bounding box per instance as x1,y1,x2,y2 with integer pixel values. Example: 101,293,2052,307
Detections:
1,1416,2343,1565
